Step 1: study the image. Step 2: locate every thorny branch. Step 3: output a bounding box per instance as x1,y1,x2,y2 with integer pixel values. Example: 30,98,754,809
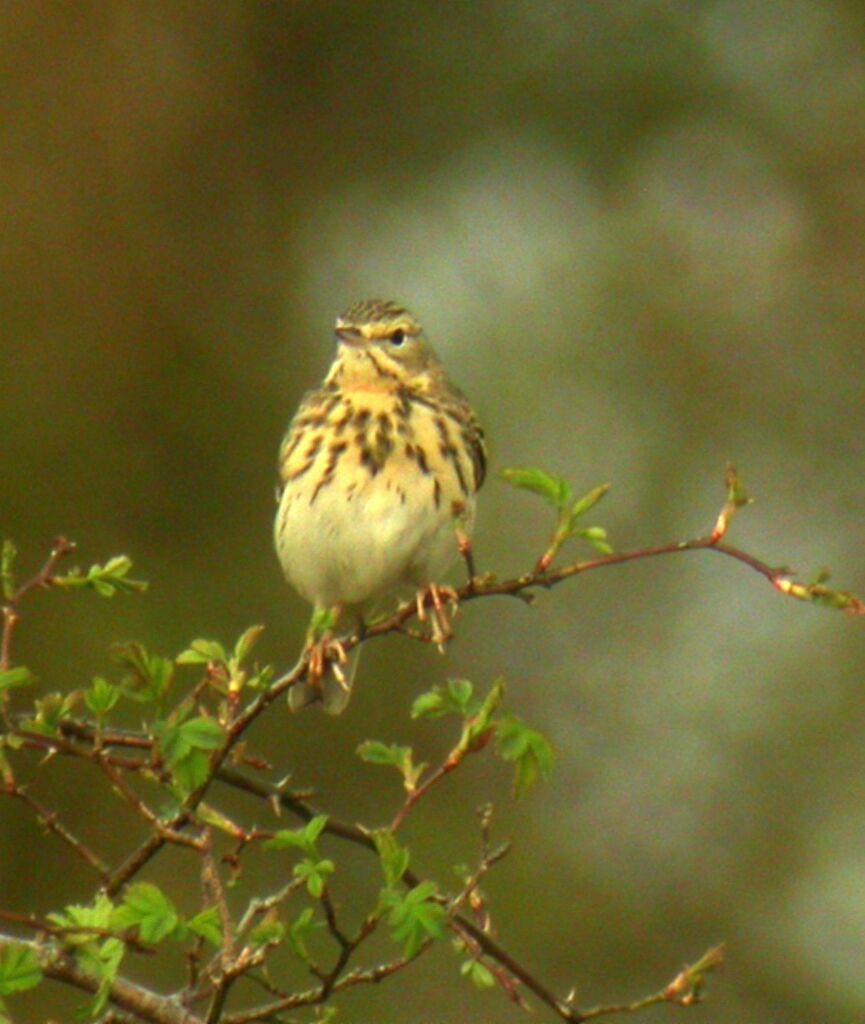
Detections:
0,535,76,672
1,471,855,1022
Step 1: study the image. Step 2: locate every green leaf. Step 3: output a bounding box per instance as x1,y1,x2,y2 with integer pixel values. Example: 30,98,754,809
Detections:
154,716,223,766
0,666,33,692
152,715,224,796
356,742,426,791
23,691,78,736
0,944,41,995
45,894,126,1015
293,857,335,898
356,740,406,765
495,715,554,795
112,883,179,944
46,894,126,1013
85,937,124,1016
244,663,274,692
176,638,227,665
84,676,120,717
505,470,613,570
112,642,174,705
302,814,329,845
233,625,265,663
178,716,224,751
172,749,211,794
264,815,329,857
0,539,16,601
373,830,410,888
384,881,447,958
411,678,478,720
151,721,186,766
501,467,573,509
462,679,505,751
575,525,613,555
48,893,115,939
567,482,611,522
248,916,286,949
187,907,223,947
309,605,337,637
287,907,320,962
461,958,495,989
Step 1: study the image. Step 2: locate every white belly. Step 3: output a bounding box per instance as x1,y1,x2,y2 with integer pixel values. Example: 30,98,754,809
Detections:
275,471,474,610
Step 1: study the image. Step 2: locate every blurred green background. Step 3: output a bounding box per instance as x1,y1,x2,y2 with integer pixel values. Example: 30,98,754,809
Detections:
3,2,865,1021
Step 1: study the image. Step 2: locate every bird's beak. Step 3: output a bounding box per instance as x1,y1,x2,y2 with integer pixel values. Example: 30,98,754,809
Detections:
334,323,363,346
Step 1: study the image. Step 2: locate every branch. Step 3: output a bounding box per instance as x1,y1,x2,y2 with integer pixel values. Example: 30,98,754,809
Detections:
6,785,110,881
1,536,76,671
0,934,203,1024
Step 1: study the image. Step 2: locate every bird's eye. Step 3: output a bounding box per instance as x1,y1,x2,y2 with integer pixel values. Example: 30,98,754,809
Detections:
389,328,406,345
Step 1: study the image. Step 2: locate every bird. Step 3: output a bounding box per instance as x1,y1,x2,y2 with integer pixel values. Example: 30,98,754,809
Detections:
274,299,486,712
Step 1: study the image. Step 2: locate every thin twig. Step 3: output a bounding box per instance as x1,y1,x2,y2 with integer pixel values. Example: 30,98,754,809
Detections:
390,750,463,832
1,536,76,671
8,786,110,880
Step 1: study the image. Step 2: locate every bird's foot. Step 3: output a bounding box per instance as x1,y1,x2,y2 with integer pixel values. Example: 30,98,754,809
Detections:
302,605,350,698
415,583,460,652
305,634,349,691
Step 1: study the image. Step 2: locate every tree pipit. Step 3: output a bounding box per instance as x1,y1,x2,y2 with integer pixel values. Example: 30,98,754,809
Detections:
275,299,486,712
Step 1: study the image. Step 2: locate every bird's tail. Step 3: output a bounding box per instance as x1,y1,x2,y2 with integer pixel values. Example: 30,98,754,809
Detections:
288,645,361,715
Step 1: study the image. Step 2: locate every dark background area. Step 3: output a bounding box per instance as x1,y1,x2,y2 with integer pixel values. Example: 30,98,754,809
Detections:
2,3,865,1021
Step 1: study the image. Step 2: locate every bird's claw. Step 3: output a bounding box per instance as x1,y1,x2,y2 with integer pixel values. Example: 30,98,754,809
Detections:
306,635,349,692
415,584,460,651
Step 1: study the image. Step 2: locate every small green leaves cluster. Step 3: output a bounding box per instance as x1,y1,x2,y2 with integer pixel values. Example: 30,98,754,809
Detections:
176,624,271,698
20,691,78,736
10,620,274,799
0,545,145,708
494,713,556,794
52,555,148,598
371,832,447,958
264,815,335,898
380,881,447,958
373,829,411,888
32,887,221,1017
502,467,612,571
353,679,553,969
262,794,448,962
6,538,145,606
411,678,554,797
356,741,427,792
461,957,496,989
110,641,174,707
112,883,221,946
